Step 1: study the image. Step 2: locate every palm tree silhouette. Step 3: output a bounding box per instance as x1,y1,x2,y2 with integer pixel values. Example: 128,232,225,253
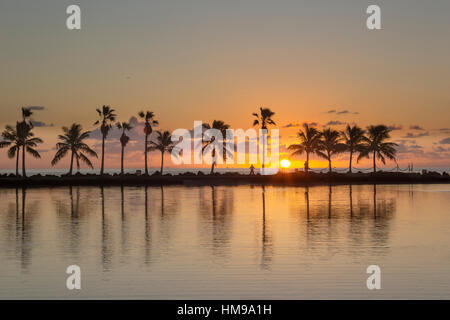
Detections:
116,122,133,175
94,105,116,175
252,107,276,169
202,120,231,174
358,125,398,173
288,123,321,173
17,121,43,177
138,111,158,175
148,130,174,175
341,124,366,173
51,123,98,175
316,128,346,173
0,123,21,176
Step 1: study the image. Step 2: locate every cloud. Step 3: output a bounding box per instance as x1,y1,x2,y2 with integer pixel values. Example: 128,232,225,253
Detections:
395,140,424,154
353,112,359,115
337,110,349,115
27,106,45,111
402,132,429,138
324,120,345,126
438,137,450,144
283,122,301,128
388,124,403,131
30,120,54,127
326,109,336,114
409,125,424,131
434,146,450,153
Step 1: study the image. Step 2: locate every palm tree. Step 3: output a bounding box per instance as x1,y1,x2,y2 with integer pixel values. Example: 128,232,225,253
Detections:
316,128,346,173
94,105,116,175
51,123,98,175
288,123,322,173
341,124,366,173
138,111,158,175
252,107,276,169
202,120,231,174
117,122,133,175
17,120,43,177
358,125,398,173
0,124,21,176
148,130,175,175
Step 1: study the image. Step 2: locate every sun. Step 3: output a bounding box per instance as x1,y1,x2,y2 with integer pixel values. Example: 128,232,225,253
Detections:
280,159,291,169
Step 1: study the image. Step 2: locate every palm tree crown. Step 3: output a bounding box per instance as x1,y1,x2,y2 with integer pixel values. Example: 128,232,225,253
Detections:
138,110,158,175
288,123,322,173
341,124,366,173
51,123,97,175
0,124,22,176
148,130,175,175
358,125,398,173
316,128,347,173
202,120,231,174
17,120,43,177
94,105,116,175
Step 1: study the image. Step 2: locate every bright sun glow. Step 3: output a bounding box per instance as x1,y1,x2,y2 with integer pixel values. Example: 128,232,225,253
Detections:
280,159,291,168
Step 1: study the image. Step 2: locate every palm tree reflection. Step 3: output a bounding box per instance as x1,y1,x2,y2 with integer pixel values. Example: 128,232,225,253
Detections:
261,185,273,269
100,185,112,271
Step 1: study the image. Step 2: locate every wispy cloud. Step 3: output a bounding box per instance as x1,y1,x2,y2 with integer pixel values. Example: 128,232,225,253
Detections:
388,124,403,131
438,137,450,145
409,125,424,131
403,132,429,138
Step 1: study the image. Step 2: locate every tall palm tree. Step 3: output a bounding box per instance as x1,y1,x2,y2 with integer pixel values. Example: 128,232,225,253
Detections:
202,120,231,174
138,111,158,175
0,124,21,176
252,107,276,169
51,123,98,175
341,124,366,173
117,122,133,175
288,123,321,173
94,105,116,175
316,128,346,173
148,130,175,175
358,125,398,173
17,120,43,177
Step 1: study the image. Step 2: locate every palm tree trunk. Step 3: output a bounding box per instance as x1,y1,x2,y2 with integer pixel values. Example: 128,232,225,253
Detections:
15,148,20,176
373,151,376,173
144,134,148,175
22,145,26,177
262,128,266,169
101,134,105,175
328,152,332,173
349,150,353,173
69,150,74,175
305,152,309,173
210,161,215,174
160,151,164,175
121,144,125,175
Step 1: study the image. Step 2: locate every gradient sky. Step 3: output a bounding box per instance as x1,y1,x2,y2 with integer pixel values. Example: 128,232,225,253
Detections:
1,0,450,170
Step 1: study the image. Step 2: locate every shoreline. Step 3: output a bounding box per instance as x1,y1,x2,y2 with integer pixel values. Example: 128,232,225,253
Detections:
1,171,449,188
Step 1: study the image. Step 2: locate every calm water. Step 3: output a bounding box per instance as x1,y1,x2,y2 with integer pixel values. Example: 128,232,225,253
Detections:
0,184,449,299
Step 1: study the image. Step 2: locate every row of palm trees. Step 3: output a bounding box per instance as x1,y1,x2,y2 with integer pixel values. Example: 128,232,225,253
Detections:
0,106,175,176
1,106,397,176
288,123,398,173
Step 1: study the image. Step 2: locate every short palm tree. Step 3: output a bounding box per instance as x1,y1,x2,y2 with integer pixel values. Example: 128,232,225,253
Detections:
0,124,21,176
94,105,116,175
117,122,133,175
288,123,322,173
358,125,398,173
202,120,231,174
51,123,98,175
341,124,366,173
138,111,158,175
252,107,276,168
17,121,43,177
148,130,175,175
317,128,346,173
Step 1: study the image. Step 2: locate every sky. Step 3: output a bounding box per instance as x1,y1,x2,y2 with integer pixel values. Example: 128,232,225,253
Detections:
1,0,450,171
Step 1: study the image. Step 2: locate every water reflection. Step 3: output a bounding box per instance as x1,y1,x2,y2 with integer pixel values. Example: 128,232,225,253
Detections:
0,184,408,298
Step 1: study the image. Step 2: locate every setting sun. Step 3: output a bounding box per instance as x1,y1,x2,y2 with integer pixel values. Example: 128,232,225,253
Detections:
280,159,291,168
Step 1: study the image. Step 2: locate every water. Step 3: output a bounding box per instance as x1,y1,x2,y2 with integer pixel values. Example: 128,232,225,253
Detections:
0,184,450,299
